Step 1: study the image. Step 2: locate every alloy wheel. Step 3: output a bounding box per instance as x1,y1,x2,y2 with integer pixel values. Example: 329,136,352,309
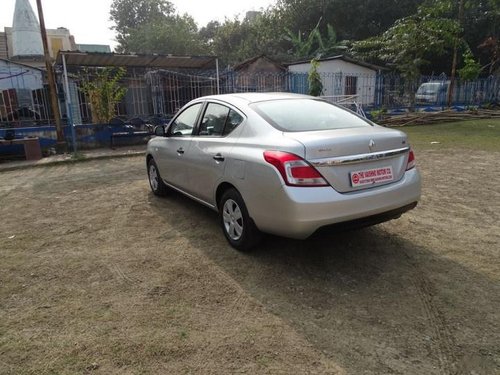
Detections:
222,199,243,241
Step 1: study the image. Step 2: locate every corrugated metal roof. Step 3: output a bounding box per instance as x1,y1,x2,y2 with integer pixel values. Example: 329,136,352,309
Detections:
55,51,217,69
233,54,286,72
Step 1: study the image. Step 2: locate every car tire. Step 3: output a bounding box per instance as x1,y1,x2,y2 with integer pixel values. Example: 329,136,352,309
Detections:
219,188,262,251
148,158,168,196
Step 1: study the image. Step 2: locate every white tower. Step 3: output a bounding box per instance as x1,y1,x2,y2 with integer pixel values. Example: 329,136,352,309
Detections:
11,0,44,58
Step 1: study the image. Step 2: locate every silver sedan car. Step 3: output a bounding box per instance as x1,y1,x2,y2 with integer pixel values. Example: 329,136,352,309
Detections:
146,93,421,250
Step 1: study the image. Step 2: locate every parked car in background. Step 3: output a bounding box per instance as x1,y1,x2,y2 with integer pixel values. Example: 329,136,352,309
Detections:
415,81,450,105
146,93,421,250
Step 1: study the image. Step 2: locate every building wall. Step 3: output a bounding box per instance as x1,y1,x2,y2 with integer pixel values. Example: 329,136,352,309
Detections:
76,44,112,53
288,60,378,105
0,60,43,92
0,32,8,59
0,59,44,120
5,28,13,58
47,28,76,58
234,57,287,92
3,26,76,59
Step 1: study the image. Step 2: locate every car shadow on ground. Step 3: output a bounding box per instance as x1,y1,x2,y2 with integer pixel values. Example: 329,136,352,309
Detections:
148,190,500,375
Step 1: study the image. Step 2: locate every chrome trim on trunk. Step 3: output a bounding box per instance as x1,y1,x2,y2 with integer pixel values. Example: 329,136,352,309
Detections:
310,147,410,166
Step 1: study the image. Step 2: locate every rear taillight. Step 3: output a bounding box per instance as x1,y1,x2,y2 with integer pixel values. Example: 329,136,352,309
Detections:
263,151,328,187
406,148,416,170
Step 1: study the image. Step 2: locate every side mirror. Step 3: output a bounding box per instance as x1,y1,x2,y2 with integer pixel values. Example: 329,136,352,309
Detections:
154,125,166,137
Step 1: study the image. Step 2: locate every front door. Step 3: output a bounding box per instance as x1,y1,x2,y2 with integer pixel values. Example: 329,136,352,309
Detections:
183,102,245,205
156,102,203,190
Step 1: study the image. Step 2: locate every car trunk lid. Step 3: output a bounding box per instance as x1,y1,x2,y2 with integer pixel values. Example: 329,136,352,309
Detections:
284,126,410,193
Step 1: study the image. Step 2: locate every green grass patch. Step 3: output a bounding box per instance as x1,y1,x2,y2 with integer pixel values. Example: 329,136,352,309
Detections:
70,152,86,161
400,119,500,152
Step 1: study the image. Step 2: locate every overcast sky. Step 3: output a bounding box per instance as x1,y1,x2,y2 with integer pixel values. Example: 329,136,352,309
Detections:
0,0,276,49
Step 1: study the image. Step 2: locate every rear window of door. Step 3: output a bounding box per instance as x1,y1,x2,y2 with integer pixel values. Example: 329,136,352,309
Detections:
198,103,244,137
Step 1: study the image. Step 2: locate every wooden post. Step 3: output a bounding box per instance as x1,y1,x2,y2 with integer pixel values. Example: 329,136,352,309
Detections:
35,0,66,153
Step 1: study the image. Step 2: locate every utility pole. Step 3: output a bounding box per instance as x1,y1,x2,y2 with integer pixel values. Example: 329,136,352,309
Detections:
35,0,66,153
447,0,465,107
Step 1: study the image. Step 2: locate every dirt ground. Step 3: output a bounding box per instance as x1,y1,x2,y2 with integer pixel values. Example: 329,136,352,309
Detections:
0,148,499,374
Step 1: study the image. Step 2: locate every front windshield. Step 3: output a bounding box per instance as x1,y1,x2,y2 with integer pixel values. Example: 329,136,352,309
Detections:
417,83,441,95
251,99,372,132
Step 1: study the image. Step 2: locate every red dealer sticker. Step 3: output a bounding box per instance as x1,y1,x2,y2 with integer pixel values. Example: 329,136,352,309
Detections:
350,166,394,187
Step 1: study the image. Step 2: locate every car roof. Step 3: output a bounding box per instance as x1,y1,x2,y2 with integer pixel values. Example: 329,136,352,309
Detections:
198,92,311,105
419,81,450,86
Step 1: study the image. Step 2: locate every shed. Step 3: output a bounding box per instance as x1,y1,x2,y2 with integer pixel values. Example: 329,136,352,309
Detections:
286,55,385,105
233,55,286,74
230,55,287,92
55,51,219,120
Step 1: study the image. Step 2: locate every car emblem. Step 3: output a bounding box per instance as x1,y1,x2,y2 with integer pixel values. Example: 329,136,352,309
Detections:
369,140,376,149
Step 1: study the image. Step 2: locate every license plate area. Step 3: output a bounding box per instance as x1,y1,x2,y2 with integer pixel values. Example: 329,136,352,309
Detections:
350,166,394,187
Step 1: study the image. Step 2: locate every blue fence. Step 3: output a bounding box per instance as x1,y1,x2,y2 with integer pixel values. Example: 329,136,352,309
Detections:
220,71,499,111
2,68,498,129
0,123,152,156
1,67,499,154
375,73,499,111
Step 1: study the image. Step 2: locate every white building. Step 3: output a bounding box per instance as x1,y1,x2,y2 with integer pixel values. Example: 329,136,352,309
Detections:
287,55,384,106
0,0,104,67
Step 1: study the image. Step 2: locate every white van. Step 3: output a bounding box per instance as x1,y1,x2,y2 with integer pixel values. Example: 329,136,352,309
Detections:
415,81,450,104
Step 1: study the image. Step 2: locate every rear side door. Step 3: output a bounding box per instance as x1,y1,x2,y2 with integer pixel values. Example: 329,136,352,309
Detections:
182,102,245,205
155,102,203,190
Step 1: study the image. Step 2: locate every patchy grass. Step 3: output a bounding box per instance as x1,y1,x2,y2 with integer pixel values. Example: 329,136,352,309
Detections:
401,119,500,151
0,160,340,374
1,137,499,373
70,152,86,161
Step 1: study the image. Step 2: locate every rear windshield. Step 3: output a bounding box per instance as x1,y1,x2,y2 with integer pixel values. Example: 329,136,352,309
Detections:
251,99,372,132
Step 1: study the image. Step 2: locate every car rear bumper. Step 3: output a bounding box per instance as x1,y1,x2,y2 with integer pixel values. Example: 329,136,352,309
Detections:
250,168,421,239
312,201,417,236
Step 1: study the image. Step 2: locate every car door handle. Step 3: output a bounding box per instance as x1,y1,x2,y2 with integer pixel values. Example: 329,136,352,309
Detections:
213,153,225,162
177,147,184,155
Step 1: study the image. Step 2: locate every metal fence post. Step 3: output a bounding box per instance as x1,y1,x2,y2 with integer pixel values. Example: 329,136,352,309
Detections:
61,53,77,153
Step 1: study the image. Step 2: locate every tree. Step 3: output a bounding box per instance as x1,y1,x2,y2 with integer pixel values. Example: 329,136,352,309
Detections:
110,0,175,36
110,0,203,54
199,20,221,48
121,14,204,55
285,20,346,59
351,1,459,109
206,19,253,65
352,4,459,80
206,13,285,66
308,58,323,96
459,49,482,80
273,0,422,42
461,0,500,68
202,0,422,66
478,36,500,74
80,68,127,124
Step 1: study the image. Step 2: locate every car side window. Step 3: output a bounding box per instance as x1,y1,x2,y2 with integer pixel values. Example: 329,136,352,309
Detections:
223,110,244,135
169,103,202,136
199,103,230,136
197,103,244,137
